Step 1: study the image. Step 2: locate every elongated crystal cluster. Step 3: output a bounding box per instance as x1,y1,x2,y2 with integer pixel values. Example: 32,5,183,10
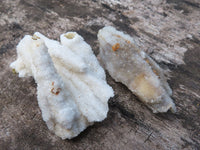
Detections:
98,26,176,113
10,32,114,139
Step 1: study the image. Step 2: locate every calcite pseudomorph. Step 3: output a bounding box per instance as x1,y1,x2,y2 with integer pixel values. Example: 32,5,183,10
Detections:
98,26,176,113
10,32,114,139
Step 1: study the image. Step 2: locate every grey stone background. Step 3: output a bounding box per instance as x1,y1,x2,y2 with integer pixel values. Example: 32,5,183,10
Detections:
0,0,200,149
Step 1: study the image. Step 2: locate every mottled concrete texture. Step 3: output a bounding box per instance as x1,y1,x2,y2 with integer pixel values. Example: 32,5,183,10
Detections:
0,0,200,149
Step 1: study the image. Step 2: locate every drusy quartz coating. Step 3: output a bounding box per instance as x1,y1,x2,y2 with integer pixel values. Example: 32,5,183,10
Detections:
98,26,176,113
10,32,114,139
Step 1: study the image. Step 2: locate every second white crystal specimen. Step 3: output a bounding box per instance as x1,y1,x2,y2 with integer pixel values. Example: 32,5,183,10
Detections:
10,32,114,139
98,26,176,113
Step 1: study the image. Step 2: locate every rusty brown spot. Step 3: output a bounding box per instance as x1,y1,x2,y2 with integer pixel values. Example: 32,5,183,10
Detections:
51,88,61,95
126,40,130,44
52,82,54,86
153,69,159,76
32,35,40,40
116,35,121,38
112,43,120,51
145,58,150,64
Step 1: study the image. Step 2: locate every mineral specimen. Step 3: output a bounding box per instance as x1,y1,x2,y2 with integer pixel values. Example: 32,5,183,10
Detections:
98,26,176,113
10,32,114,139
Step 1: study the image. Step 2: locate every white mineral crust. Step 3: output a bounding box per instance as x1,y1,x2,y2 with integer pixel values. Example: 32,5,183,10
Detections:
98,26,176,113
10,32,114,139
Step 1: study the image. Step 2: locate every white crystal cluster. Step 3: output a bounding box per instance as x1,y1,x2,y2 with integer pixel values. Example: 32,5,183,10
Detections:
10,32,114,139
98,26,176,113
